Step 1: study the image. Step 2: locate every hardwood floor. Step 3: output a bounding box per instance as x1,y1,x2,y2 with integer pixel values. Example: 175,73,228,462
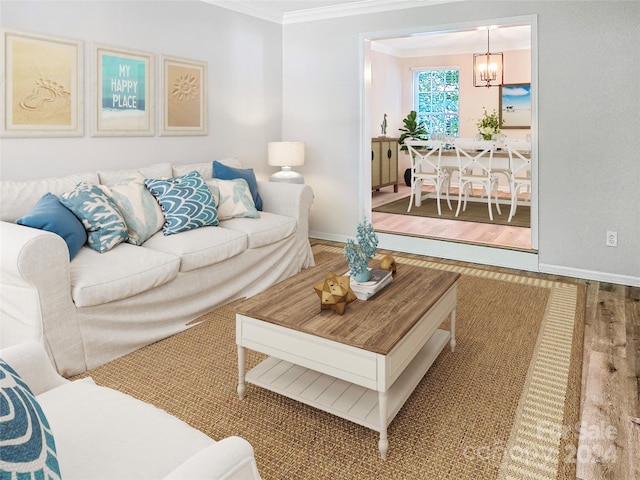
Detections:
311,240,639,479
371,184,532,250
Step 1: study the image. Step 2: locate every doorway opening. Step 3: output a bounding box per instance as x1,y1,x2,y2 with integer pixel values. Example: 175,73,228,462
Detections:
362,17,537,256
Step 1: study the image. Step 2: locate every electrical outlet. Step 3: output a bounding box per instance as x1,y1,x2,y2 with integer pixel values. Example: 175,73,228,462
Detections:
606,231,618,247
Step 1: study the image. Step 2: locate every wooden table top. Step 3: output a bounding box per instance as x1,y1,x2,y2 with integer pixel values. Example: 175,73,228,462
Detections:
236,255,460,355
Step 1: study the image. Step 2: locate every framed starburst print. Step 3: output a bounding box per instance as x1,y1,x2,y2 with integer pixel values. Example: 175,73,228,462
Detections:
159,56,207,136
1,29,83,137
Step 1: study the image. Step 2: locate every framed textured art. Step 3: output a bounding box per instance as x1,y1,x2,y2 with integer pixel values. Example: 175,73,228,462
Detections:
159,55,207,136
1,29,83,137
92,44,154,136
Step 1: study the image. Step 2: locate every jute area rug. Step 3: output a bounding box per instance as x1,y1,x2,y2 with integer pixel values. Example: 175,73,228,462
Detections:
373,195,531,228
74,244,584,480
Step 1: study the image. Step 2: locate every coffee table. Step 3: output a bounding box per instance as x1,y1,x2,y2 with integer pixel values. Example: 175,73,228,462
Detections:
236,255,459,458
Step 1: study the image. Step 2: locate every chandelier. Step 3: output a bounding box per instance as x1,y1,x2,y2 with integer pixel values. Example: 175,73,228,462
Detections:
473,29,504,88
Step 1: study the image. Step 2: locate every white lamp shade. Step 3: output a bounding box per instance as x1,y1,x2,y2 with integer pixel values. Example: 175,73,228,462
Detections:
268,142,305,167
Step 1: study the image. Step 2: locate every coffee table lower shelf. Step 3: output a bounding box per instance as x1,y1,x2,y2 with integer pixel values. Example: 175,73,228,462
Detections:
245,328,450,433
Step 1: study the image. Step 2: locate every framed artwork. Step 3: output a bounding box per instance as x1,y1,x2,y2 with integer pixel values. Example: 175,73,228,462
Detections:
1,29,83,137
159,55,207,136
92,44,153,136
499,83,531,129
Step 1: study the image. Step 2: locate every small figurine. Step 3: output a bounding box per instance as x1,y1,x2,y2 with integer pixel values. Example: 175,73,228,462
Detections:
379,255,397,276
314,272,357,315
380,113,388,136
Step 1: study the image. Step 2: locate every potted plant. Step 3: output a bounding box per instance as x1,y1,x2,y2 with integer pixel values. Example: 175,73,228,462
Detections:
477,108,503,140
398,110,428,151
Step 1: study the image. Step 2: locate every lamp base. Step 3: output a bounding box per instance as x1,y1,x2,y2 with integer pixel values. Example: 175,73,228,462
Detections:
270,166,304,184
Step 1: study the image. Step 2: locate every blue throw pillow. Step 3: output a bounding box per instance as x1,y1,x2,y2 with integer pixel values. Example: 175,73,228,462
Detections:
144,171,219,235
16,193,87,260
0,358,61,479
59,182,129,253
212,160,263,211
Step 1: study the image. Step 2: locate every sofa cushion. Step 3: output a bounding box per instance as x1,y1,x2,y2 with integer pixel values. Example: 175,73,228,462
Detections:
101,172,164,246
145,171,219,235
97,163,173,186
37,378,214,480
212,161,263,211
70,244,180,307
221,211,296,249
0,358,61,479
171,158,241,180
0,172,100,222
142,226,247,273
206,178,260,220
16,193,87,260
59,182,129,253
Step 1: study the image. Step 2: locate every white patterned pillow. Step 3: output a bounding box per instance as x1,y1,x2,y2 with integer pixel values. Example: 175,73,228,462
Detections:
144,171,218,235
101,172,164,245
206,178,259,221
0,358,61,478
59,182,128,253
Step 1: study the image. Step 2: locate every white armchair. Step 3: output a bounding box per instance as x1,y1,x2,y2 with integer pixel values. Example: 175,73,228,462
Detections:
0,342,262,480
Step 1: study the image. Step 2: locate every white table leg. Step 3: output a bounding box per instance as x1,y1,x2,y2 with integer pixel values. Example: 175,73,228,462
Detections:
378,391,388,459
450,308,456,352
237,345,246,400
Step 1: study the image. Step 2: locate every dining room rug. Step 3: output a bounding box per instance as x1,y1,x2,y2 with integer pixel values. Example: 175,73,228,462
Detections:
73,243,584,480
373,195,531,228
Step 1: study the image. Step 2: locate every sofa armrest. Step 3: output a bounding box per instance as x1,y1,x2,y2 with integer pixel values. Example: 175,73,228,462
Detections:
258,182,315,268
164,436,261,480
0,341,68,395
257,182,313,221
0,221,86,376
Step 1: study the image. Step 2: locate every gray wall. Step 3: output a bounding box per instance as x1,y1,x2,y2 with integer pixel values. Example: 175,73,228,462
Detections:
282,1,640,284
0,0,283,179
2,1,639,284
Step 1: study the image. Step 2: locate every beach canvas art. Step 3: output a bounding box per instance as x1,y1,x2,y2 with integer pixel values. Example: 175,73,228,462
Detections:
499,83,531,129
93,45,153,136
160,56,207,136
1,29,82,137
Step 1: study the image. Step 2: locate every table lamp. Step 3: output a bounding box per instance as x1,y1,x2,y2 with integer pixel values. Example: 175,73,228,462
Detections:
268,142,305,184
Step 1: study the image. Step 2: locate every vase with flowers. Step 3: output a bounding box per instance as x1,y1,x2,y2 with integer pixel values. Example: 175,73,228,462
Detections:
476,108,503,141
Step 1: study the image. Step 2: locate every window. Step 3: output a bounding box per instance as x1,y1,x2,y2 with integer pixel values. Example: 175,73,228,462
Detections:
414,68,459,136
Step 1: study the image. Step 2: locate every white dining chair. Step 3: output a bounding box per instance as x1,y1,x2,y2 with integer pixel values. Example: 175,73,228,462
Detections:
505,140,532,222
453,139,501,221
405,140,452,215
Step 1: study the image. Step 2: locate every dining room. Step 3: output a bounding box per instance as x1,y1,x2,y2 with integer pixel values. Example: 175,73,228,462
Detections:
367,20,535,252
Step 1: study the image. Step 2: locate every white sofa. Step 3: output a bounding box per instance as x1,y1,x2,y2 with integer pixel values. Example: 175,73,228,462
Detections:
0,342,262,479
0,160,314,377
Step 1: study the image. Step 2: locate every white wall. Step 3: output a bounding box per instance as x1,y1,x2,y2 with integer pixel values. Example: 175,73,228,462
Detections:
282,1,640,284
0,0,283,180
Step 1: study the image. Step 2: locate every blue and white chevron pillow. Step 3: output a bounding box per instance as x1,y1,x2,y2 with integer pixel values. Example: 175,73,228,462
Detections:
0,359,61,479
145,171,219,235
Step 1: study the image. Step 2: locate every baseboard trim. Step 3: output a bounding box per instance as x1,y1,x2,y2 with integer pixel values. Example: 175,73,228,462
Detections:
309,232,639,287
538,263,640,287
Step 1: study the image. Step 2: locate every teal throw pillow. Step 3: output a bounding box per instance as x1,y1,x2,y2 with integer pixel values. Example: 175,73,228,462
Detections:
212,160,263,211
0,358,61,479
144,171,219,235
16,193,87,260
59,182,128,253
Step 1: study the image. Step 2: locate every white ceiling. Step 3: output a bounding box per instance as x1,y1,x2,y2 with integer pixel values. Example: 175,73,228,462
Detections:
205,1,531,56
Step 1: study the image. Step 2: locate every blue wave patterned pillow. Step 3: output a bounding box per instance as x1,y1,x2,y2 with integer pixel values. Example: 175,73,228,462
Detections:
60,182,129,253
0,359,61,479
144,171,218,235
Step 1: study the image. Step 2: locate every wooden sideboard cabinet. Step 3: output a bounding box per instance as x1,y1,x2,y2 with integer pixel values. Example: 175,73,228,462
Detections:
371,137,399,192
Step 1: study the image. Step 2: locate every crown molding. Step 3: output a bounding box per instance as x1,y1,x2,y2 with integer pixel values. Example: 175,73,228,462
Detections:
203,0,462,25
